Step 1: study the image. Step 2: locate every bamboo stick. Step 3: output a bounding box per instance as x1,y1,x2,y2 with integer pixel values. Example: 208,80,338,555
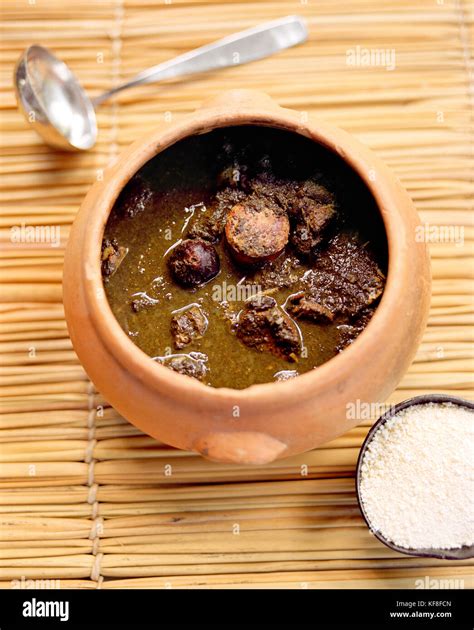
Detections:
0,579,95,588
0,494,358,517
0,330,70,342
98,558,474,579
0,285,62,303
1,556,472,580
100,567,474,589
0,567,91,579
0,548,394,562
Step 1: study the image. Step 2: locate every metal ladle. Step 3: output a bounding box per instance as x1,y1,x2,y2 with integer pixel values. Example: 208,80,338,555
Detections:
14,15,307,151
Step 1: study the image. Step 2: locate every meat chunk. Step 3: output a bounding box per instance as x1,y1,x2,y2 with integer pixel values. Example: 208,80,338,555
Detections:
187,206,226,244
115,175,156,218
225,196,290,265
246,254,302,291
287,292,335,321
288,181,337,255
171,304,208,349
168,239,220,288
245,173,296,212
336,308,375,352
101,238,128,279
287,234,385,322
245,295,276,311
290,204,335,255
236,296,301,361
155,351,208,381
187,189,245,243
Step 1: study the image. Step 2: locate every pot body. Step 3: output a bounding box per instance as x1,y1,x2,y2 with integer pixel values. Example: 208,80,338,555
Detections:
63,89,431,465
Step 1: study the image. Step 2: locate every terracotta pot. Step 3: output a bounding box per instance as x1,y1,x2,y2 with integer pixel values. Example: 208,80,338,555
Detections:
63,89,431,465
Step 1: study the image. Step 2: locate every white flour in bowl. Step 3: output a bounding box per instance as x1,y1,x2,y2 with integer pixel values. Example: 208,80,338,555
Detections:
359,402,473,550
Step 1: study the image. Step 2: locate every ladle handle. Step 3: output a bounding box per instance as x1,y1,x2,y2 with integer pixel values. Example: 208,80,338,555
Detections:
92,15,307,107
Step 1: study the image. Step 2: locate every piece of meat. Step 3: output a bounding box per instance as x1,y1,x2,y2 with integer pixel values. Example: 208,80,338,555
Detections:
246,254,302,291
225,196,290,265
245,173,296,211
246,295,277,311
236,295,301,361
155,351,208,381
101,238,128,279
287,233,385,322
336,308,375,352
287,292,335,322
187,189,245,243
167,239,220,288
170,304,208,349
115,175,156,218
290,203,335,255
288,181,337,255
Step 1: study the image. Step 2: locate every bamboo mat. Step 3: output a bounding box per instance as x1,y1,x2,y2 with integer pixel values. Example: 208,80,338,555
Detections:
0,0,473,590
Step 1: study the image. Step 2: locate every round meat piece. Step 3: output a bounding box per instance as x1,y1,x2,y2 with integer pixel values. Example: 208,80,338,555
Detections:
225,197,290,265
167,239,220,288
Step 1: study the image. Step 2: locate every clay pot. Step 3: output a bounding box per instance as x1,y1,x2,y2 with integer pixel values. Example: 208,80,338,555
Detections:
63,89,431,465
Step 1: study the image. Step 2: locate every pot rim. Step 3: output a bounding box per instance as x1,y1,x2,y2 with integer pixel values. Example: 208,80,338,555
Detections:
79,101,413,406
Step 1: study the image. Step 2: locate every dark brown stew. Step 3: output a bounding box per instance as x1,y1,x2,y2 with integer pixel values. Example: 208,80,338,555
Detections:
102,126,387,389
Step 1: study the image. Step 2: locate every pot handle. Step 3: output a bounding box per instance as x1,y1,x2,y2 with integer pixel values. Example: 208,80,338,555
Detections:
199,88,282,112
193,431,287,465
